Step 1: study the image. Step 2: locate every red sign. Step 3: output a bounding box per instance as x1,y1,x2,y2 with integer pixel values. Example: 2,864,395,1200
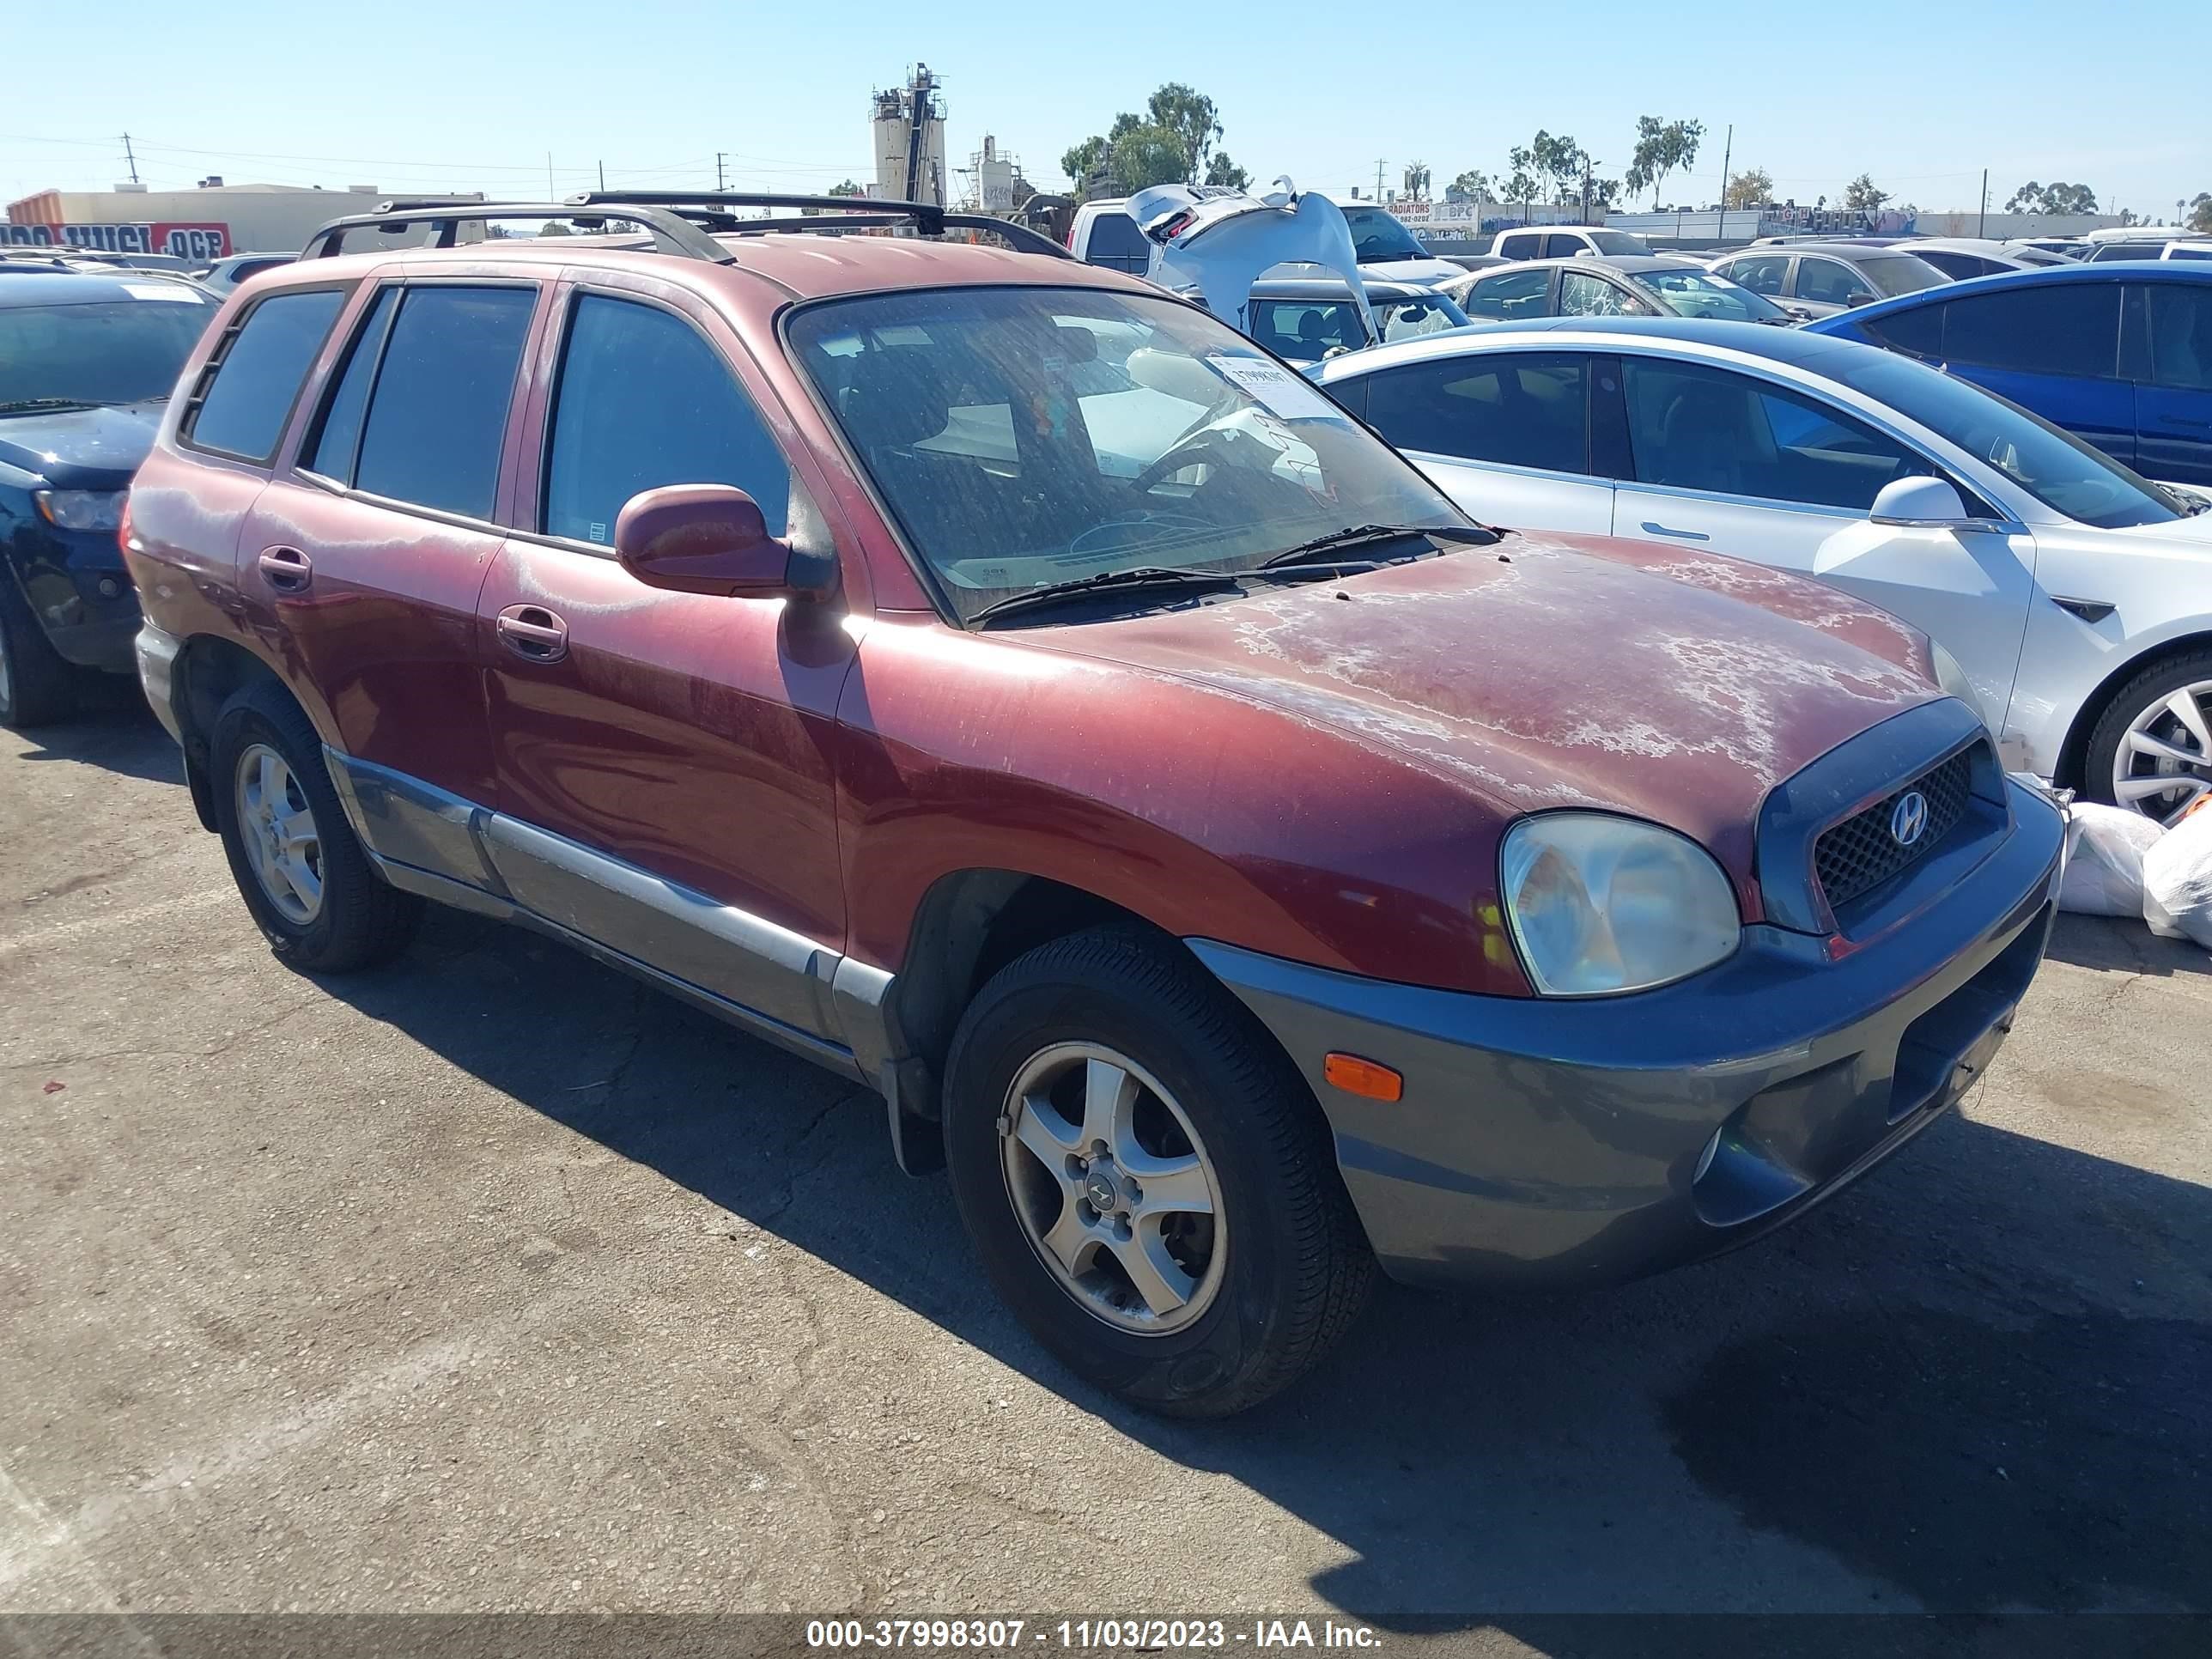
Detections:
2,222,231,260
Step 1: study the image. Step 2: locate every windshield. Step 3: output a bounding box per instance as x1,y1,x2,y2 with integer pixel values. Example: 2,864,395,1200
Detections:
1858,255,1950,297
1630,266,1789,323
1340,207,1427,263
1587,230,1652,255
789,288,1469,623
0,295,216,407
1839,350,2180,528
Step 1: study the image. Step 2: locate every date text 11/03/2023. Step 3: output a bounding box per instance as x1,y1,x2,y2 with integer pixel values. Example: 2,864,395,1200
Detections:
805,1618,1383,1650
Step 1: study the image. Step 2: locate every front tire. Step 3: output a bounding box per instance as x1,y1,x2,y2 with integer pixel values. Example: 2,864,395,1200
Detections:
210,682,421,972
2083,649,2212,825
942,927,1373,1417
0,573,78,729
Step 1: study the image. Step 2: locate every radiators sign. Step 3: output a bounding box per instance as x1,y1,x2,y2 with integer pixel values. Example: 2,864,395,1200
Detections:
3,222,231,260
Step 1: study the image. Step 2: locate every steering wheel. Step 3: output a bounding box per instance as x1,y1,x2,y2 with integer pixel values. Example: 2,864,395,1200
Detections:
1067,510,1217,557
1129,424,1248,495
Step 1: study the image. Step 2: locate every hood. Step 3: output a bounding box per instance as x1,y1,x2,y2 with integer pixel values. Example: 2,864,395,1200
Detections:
0,400,162,489
1030,532,1942,905
1351,253,1468,289
1130,179,1379,345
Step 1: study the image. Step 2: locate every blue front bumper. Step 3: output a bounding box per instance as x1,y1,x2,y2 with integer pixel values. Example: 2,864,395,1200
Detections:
1190,780,2064,1290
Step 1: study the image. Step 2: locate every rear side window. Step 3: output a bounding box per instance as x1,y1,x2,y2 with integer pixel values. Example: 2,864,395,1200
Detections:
185,289,345,461
351,286,536,519
1495,231,1537,261
1942,283,2121,380
1542,234,1585,258
1363,351,1590,474
543,295,792,544
1081,211,1150,276
2147,287,2212,392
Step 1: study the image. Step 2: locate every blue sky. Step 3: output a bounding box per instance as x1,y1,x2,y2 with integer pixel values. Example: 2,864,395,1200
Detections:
8,0,2208,221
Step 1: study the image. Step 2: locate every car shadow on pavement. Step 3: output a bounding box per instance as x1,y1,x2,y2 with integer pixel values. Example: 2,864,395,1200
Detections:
323,908,2212,1627
2045,912,2211,977
5,685,182,786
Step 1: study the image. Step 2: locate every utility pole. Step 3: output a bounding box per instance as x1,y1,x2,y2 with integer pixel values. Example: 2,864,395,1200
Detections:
546,152,555,199
1581,154,1592,223
1715,123,1732,241
716,153,728,191
1978,168,1988,238
121,132,139,185
1376,158,1386,202
598,159,605,191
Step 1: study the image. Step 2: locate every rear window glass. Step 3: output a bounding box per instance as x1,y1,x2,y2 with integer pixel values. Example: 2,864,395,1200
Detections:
186,289,345,460
352,286,536,519
1081,211,1150,276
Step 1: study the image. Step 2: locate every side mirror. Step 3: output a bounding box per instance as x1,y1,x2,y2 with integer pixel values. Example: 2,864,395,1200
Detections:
614,484,830,600
1870,475,1971,527
1844,291,1875,308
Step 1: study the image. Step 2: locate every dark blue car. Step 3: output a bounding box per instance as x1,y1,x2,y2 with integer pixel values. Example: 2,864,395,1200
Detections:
1808,262,2212,487
0,270,217,726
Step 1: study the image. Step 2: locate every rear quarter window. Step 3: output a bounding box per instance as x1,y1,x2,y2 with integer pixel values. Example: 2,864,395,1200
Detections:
183,288,347,462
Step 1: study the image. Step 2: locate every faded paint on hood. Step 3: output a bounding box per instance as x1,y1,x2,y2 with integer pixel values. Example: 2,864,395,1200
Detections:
1027,531,1940,908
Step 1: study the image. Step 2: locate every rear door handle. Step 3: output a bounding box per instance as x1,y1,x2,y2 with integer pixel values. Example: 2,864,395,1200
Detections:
258,545,312,592
495,604,568,664
1640,521,1711,542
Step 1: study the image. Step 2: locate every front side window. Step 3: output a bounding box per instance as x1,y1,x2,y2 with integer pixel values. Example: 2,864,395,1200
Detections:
1248,300,1367,360
1942,283,2121,380
543,295,792,544
788,287,1464,622
1856,255,1950,297
1623,357,1923,510
1796,258,1874,307
1723,255,1788,296
1364,351,1590,475
1630,267,1787,324
1559,271,1647,317
1375,295,1470,343
2146,286,2212,392
352,285,536,519
1463,267,1552,320
185,289,345,459
1542,234,1587,259
0,293,217,409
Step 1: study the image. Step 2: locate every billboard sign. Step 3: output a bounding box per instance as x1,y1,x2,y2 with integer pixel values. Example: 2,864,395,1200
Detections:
3,222,232,260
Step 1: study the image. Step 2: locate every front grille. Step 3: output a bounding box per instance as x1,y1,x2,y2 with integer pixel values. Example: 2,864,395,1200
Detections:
1814,749,1975,912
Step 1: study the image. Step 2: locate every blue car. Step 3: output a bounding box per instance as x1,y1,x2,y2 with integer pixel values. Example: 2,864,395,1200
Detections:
1808,262,2212,487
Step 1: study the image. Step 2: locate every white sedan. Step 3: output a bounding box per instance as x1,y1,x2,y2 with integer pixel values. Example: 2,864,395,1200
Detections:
1316,318,2212,820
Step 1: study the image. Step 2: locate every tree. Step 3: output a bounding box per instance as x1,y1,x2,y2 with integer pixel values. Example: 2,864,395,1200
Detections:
1204,152,1250,191
1842,173,1890,211
1402,160,1431,199
1144,83,1223,181
1504,146,1539,213
1061,83,1240,193
1061,136,1110,191
1723,167,1772,210
1449,168,1493,203
826,179,865,198
1626,117,1705,209
2006,180,2100,216
1528,131,1586,206
2191,192,2212,234
1109,124,1189,193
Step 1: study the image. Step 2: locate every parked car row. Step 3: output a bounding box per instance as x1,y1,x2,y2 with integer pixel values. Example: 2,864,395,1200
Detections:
21,190,2067,1419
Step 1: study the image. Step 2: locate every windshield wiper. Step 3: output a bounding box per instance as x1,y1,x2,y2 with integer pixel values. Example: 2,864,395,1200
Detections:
0,397,96,415
968,565,1245,626
1258,522,1497,570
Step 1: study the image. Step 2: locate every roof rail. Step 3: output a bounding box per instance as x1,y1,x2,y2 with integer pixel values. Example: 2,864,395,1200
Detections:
301,200,732,263
563,191,1076,259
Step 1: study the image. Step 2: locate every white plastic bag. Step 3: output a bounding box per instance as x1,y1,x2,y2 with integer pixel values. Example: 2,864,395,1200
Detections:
2058,803,2165,917
2142,802,2212,947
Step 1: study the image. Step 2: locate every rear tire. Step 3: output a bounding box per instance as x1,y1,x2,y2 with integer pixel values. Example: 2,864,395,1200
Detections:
2082,648,2212,824
942,927,1373,1417
0,574,79,729
210,682,421,972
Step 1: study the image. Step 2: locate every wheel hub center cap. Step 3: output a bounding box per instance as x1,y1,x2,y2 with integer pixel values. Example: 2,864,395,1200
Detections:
1082,1167,1121,1213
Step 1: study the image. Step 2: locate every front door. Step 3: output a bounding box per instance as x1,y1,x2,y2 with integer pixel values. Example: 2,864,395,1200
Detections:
1346,349,1615,534
242,276,543,810
476,283,855,1036
1609,354,2038,734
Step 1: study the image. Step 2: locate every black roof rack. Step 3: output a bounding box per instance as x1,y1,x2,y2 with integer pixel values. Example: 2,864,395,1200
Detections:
302,190,1074,264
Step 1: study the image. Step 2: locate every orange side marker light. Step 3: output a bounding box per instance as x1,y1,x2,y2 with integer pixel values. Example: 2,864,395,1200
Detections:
1323,1052,1403,1103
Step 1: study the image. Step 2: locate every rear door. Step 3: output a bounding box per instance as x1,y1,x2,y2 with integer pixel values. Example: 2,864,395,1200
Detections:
475,277,854,1030
1931,281,2135,466
2135,281,2212,484
1347,349,1613,532
1609,353,2037,726
238,275,541,810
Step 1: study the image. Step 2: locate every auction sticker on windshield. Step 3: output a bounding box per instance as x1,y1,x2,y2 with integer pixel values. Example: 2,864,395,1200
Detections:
124,283,204,303
1207,356,1346,422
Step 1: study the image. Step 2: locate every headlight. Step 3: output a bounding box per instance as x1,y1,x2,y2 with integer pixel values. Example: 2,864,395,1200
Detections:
1929,641,1985,727
1499,813,1741,996
33,489,126,532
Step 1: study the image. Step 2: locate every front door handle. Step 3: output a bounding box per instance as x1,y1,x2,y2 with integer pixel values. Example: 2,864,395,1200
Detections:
495,604,568,664
258,545,312,592
1640,520,1711,542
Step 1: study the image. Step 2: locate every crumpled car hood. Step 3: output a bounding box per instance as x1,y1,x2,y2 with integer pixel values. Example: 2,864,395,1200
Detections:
1030,531,1942,898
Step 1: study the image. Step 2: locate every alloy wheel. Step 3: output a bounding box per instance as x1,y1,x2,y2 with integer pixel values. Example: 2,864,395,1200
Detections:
234,743,325,925
2112,680,2212,826
999,1042,1226,1335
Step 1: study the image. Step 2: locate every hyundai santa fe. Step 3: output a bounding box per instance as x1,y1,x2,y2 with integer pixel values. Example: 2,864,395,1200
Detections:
123,192,2063,1416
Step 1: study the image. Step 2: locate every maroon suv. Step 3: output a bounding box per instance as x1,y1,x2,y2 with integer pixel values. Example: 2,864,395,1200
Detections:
125,196,2063,1416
